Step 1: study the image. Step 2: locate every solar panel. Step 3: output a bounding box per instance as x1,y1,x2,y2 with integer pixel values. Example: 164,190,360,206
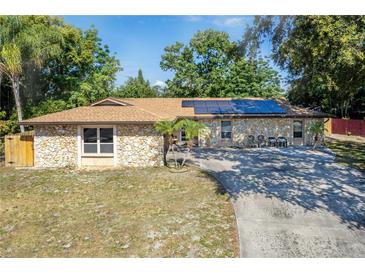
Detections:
206,106,221,114
194,107,208,114
181,99,286,114
182,100,195,107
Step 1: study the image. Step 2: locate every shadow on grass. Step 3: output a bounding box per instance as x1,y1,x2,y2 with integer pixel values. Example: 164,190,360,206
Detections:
201,170,228,196
325,139,365,172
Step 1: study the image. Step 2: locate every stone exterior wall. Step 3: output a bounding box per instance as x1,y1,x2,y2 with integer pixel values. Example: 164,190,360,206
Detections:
33,118,322,168
34,125,78,167
116,124,164,167
34,124,163,168
199,118,323,147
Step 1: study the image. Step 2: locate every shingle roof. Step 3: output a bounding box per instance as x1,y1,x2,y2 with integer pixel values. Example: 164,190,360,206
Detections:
20,97,330,125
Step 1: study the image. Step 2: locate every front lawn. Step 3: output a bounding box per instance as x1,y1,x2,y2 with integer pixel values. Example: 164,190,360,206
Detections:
0,167,238,257
325,137,365,171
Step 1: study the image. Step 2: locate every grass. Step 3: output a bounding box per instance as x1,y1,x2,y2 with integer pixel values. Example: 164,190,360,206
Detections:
325,138,365,171
0,166,238,258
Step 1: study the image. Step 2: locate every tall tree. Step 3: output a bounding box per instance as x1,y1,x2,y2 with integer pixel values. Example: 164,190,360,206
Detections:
43,25,121,108
113,69,158,98
241,16,365,117
0,16,63,131
160,29,283,98
224,58,282,98
0,16,122,125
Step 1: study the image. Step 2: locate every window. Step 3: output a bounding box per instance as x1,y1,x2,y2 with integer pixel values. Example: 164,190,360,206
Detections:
293,120,303,138
221,121,232,139
83,127,114,154
180,128,187,142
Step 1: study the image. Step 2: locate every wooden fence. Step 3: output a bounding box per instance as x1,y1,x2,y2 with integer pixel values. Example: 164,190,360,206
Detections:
327,118,365,137
5,131,34,167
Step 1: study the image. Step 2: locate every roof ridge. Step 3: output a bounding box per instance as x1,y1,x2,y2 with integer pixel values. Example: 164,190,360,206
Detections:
131,104,165,119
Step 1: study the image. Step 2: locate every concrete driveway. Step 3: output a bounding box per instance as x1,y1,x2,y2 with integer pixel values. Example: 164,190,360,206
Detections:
189,147,365,257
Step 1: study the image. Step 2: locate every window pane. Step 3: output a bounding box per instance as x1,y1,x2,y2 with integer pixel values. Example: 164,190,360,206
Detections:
84,143,97,153
221,132,232,139
84,128,97,143
221,121,232,139
100,128,113,143
100,143,113,153
294,132,303,138
221,121,231,130
293,121,302,131
180,129,187,141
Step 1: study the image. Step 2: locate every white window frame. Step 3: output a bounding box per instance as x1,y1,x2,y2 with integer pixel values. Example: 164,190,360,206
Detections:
221,120,232,140
81,126,115,156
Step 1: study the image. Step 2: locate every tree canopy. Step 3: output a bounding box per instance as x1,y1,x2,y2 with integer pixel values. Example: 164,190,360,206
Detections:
241,16,365,117
0,15,122,124
160,29,283,98
0,16,64,131
113,69,158,98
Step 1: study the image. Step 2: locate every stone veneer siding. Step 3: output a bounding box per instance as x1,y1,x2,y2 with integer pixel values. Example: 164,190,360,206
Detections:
34,124,163,168
116,124,164,167
199,118,323,147
34,125,78,167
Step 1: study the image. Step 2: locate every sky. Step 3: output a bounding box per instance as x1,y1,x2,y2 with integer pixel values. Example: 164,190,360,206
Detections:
63,16,275,87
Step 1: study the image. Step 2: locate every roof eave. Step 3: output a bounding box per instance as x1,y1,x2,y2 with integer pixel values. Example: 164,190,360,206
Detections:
19,120,156,126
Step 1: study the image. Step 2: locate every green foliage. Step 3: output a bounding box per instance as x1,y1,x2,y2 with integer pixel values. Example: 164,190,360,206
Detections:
155,119,206,167
28,99,68,117
242,16,365,117
0,16,122,123
0,112,19,137
0,16,64,130
175,119,206,141
224,58,283,98
308,120,324,149
43,26,121,108
308,120,324,136
113,69,158,98
160,29,283,98
154,120,179,137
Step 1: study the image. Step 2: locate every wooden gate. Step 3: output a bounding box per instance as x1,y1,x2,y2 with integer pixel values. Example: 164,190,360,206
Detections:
5,131,34,167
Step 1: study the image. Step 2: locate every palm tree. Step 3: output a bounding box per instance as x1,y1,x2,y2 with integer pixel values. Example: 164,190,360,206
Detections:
308,120,324,149
0,16,62,132
155,119,207,167
174,119,207,166
154,120,179,166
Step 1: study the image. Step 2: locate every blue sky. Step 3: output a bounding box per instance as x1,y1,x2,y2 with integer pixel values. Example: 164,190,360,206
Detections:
63,16,276,87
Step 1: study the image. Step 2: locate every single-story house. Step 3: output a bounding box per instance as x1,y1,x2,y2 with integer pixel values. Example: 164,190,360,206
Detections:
20,97,329,168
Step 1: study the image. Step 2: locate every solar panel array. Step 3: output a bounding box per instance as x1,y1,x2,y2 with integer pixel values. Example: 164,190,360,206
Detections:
181,99,286,115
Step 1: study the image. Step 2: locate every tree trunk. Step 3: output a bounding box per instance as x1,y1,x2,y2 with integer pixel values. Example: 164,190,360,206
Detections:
11,75,24,132
312,134,318,150
162,134,169,166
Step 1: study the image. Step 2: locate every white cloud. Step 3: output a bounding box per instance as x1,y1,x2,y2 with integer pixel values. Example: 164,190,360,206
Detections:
154,80,167,88
213,17,246,27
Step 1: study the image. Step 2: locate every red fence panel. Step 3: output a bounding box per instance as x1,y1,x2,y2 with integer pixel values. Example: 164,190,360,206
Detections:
332,119,347,135
331,118,365,137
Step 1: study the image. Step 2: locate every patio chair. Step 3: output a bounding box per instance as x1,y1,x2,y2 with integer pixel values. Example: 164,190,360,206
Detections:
268,137,277,147
247,135,256,148
257,135,266,148
277,136,288,147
